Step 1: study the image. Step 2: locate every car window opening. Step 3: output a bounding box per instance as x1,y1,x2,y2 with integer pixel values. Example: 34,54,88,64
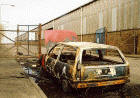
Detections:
49,44,62,59
59,46,76,65
82,49,125,66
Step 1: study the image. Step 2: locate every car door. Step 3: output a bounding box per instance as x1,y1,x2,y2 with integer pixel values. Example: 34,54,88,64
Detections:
45,44,63,76
54,45,77,79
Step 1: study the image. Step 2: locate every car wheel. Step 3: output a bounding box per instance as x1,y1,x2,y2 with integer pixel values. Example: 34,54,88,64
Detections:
62,79,71,93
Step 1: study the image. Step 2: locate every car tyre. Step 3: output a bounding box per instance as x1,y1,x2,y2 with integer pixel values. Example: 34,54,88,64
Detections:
62,79,71,93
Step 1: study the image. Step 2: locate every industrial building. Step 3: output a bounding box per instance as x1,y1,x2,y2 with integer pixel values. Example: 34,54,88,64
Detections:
1,1,140,97
17,0,140,54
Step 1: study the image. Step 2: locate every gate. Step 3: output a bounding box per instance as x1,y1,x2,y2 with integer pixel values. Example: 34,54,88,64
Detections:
0,24,42,58
0,31,17,58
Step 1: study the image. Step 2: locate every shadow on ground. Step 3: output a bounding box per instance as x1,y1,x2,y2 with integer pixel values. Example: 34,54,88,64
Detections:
38,78,140,98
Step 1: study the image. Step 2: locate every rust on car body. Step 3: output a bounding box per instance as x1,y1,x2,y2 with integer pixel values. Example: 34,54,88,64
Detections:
40,42,130,92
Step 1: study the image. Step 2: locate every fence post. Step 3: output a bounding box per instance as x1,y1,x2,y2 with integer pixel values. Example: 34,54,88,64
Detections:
16,25,19,55
28,25,30,55
38,24,42,58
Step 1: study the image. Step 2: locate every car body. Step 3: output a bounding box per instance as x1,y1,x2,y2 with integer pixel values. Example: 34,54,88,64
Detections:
40,42,130,92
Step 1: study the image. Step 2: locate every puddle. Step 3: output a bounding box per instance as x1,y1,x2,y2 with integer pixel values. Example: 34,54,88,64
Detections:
23,67,38,76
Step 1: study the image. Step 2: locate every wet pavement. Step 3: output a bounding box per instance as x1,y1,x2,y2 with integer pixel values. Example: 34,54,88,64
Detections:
21,57,140,98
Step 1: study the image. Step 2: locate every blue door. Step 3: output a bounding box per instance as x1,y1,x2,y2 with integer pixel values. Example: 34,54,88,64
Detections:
96,27,105,44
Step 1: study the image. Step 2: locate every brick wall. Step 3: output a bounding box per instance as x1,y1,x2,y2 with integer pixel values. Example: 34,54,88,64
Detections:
16,29,140,54
137,30,140,54
77,34,96,42
107,31,135,54
78,30,140,54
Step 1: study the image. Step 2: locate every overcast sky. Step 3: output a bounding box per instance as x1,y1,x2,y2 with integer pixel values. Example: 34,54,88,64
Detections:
0,0,91,43
1,0,91,29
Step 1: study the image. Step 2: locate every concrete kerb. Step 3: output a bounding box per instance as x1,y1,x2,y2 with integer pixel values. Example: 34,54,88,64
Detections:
29,77,47,98
17,59,47,98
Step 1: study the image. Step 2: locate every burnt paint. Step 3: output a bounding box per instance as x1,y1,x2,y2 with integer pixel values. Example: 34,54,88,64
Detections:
45,57,72,79
82,66,127,80
54,61,71,79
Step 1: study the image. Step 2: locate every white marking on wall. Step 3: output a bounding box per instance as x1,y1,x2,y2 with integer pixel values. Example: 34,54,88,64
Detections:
83,17,86,34
99,11,103,28
124,4,127,29
118,0,121,30
130,1,134,28
112,7,117,31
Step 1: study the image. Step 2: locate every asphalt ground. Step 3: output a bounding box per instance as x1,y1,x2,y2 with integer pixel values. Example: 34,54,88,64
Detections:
0,58,46,98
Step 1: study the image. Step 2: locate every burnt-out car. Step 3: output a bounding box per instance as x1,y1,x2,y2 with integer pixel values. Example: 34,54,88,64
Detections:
40,42,130,92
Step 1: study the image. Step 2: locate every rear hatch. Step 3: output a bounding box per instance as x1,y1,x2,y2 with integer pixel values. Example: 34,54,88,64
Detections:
82,64,128,81
79,48,129,81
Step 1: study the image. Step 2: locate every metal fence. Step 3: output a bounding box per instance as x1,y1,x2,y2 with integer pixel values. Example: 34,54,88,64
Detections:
0,24,42,58
0,31,17,58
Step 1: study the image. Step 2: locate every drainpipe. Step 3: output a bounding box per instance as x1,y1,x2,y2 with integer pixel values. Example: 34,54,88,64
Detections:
80,7,83,42
38,24,42,58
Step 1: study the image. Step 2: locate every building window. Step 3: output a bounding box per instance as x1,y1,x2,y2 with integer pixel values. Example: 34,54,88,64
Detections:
112,7,117,31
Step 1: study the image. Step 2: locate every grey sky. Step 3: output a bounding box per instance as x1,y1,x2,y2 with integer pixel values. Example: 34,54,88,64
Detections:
1,0,91,29
0,0,91,43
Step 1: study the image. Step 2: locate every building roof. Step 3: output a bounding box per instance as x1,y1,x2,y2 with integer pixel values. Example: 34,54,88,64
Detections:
31,0,98,31
42,0,98,27
59,42,117,50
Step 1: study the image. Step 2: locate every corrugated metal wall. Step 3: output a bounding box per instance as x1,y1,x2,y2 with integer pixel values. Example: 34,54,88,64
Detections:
17,0,140,54
42,0,139,34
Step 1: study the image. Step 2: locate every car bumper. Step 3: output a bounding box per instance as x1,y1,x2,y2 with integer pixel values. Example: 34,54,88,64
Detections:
71,79,130,88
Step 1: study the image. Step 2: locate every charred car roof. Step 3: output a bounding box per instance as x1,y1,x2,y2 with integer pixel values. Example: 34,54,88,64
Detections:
59,42,118,50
